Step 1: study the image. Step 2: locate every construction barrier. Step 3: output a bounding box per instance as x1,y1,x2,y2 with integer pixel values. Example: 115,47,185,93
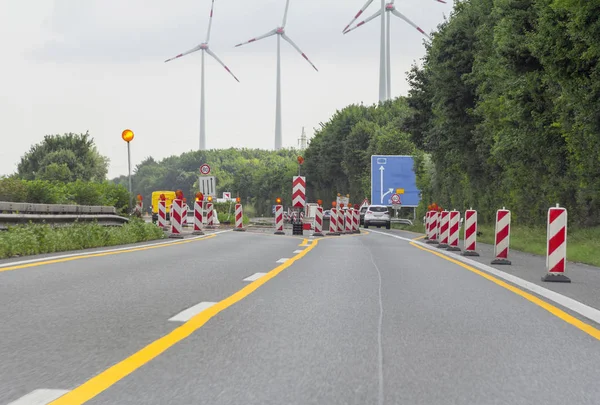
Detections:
542,204,570,283
206,203,215,229
274,204,285,235
158,200,167,229
328,207,339,236
426,211,439,244
193,201,204,235
345,209,352,234
462,209,479,256
352,208,360,234
437,210,450,249
181,203,188,227
492,208,511,265
447,210,461,252
424,211,430,240
169,199,184,239
337,207,345,235
234,203,245,231
313,206,324,237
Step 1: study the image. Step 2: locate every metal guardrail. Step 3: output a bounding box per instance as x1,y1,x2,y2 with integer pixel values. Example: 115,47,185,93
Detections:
0,201,129,230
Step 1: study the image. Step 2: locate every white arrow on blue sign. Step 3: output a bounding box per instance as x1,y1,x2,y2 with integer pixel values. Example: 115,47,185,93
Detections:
370,155,421,207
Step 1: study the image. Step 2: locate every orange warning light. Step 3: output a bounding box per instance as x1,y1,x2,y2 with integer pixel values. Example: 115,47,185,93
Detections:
236,197,241,203
317,199,323,206
121,129,134,142
159,194,166,201
136,194,143,201
207,196,213,202
275,197,282,204
297,156,304,165
196,192,204,202
332,201,337,208
175,189,184,199
340,203,345,208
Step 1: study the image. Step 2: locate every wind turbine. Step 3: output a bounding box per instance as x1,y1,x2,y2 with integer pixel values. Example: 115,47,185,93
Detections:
164,0,240,151
343,0,445,102
234,0,318,151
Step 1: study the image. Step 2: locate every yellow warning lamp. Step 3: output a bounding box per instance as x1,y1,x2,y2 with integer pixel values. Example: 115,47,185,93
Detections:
207,195,213,202
275,197,282,205
121,129,134,143
196,192,204,202
346,194,350,198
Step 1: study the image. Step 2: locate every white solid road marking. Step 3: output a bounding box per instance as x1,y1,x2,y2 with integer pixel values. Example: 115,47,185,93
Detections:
0,230,231,269
243,272,268,282
7,389,69,405
168,302,217,322
276,258,290,263
293,250,304,253
369,229,600,326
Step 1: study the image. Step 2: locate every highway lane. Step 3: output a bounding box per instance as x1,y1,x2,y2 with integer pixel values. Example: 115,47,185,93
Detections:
4,230,600,404
0,231,310,404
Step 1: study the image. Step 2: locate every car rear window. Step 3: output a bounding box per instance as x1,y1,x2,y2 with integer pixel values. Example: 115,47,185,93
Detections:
370,206,388,213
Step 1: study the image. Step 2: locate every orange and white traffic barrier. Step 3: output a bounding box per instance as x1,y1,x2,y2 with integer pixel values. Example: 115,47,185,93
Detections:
274,204,285,235
169,198,184,239
234,203,245,232
328,207,339,235
426,211,439,244
158,200,167,229
542,204,570,282
352,208,360,233
206,202,215,229
313,206,324,237
437,210,450,248
462,209,479,256
192,201,204,235
337,207,345,235
491,208,511,265
345,209,352,234
446,210,461,251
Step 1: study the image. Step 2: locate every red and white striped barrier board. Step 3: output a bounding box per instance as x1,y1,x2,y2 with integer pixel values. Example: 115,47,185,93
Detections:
328,207,339,235
345,209,352,234
352,208,360,233
313,206,324,236
424,211,431,240
462,209,479,256
292,176,306,208
542,205,570,282
169,199,184,239
158,200,167,229
426,211,439,244
492,208,511,265
437,211,450,248
234,203,245,231
338,208,346,234
182,204,188,227
300,211,305,221
192,201,204,235
206,203,215,228
291,211,298,223
447,210,461,251
274,204,285,235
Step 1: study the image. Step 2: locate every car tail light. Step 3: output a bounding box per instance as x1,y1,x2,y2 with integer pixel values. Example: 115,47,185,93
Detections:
367,211,373,214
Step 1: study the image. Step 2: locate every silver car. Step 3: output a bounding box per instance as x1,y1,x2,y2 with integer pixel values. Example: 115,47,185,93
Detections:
363,205,391,229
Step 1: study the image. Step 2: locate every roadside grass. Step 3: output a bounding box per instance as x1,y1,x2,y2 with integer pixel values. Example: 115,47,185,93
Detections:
0,219,165,259
392,222,600,267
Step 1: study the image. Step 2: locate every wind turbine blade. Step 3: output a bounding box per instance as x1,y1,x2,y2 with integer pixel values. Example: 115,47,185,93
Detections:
205,48,240,82
234,29,277,47
164,45,202,63
344,9,383,34
434,0,447,3
281,34,318,72
205,0,216,42
391,9,431,40
342,0,376,33
282,0,291,27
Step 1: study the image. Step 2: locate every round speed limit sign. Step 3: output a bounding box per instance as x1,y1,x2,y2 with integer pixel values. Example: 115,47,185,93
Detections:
391,194,401,204
200,164,211,175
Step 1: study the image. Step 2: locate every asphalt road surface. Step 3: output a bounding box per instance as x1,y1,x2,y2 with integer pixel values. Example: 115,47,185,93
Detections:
2,229,600,405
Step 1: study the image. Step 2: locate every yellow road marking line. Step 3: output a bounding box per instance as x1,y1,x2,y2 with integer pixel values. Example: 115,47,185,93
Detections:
49,239,320,405
0,235,217,273
412,235,426,240
410,242,600,341
299,238,309,246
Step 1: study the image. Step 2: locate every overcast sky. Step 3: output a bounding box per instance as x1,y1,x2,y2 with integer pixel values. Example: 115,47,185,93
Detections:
0,0,452,178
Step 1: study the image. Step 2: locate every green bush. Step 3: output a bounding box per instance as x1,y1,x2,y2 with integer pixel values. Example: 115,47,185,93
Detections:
0,219,165,259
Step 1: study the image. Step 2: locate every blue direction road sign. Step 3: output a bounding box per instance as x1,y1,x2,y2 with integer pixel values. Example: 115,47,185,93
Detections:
370,155,421,207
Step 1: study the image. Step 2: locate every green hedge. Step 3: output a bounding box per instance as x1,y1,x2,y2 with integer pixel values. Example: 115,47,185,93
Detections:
0,219,164,259
0,178,129,214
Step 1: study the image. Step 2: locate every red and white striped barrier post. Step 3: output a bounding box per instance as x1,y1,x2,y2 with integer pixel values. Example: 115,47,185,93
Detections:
352,208,360,234
426,211,439,244
542,204,570,283
437,210,450,248
337,206,345,234
192,200,204,235
313,206,324,237
169,198,184,239
328,207,339,236
234,203,245,232
158,200,167,229
492,208,511,265
424,211,430,240
462,209,479,256
274,204,285,235
446,210,461,252
182,203,188,227
206,202,215,229
345,209,352,234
